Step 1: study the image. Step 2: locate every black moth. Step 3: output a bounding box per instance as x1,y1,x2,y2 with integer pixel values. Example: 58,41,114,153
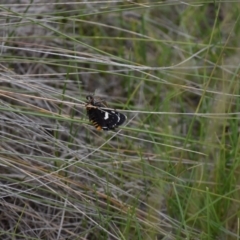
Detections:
85,95,127,130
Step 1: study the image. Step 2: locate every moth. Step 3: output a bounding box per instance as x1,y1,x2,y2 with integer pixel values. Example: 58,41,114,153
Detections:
85,95,127,130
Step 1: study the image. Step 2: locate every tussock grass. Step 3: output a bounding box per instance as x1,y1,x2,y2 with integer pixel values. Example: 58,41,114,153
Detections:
0,1,240,239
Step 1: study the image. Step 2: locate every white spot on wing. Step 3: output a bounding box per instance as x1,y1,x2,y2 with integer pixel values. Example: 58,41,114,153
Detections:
111,111,120,122
104,112,109,120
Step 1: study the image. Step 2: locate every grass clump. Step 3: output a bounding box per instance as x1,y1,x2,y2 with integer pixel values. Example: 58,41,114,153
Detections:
0,1,240,239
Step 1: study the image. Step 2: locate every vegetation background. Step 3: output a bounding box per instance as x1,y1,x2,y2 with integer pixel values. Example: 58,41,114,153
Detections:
0,1,240,239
